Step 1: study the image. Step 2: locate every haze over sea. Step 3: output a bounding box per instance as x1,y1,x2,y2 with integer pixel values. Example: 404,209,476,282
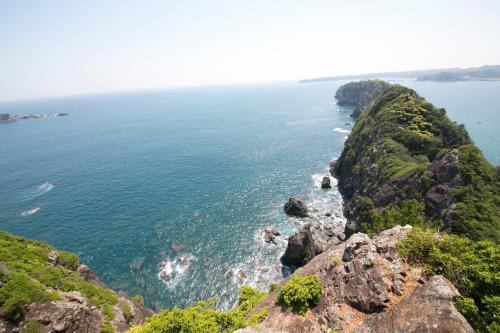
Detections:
0,80,499,310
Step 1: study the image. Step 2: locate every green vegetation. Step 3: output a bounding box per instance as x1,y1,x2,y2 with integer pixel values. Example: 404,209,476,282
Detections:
397,228,500,332
131,294,145,305
101,320,115,333
452,145,500,242
123,303,133,324
0,231,118,322
335,80,391,118
363,199,437,235
23,320,43,333
127,286,267,333
334,84,499,242
277,275,322,315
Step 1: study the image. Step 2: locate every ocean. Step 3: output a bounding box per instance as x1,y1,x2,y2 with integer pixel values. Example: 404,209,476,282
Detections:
0,80,499,310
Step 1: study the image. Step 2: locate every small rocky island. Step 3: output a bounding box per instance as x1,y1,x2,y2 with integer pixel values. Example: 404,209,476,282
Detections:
0,112,68,123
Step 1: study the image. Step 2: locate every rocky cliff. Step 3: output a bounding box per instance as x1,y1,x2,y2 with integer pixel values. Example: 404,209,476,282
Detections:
334,80,390,118
332,84,500,242
239,226,473,333
0,231,154,333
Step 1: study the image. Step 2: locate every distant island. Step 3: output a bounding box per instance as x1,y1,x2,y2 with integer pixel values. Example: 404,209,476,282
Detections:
300,64,500,83
0,112,68,123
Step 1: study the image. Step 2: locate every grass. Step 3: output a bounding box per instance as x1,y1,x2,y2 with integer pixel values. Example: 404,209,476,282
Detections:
0,231,118,322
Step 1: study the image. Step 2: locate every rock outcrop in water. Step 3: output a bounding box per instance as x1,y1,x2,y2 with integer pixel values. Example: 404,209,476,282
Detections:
0,231,153,333
284,198,308,217
334,80,390,118
320,176,331,189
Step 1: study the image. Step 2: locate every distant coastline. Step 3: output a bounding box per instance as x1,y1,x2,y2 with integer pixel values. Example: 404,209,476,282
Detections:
0,112,68,123
300,64,500,83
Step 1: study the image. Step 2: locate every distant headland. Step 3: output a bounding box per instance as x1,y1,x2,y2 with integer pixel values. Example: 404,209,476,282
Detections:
300,64,500,83
0,112,68,123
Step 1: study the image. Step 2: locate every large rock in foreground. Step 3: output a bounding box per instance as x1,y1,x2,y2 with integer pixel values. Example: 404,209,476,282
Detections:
280,226,318,268
251,226,473,333
284,198,308,217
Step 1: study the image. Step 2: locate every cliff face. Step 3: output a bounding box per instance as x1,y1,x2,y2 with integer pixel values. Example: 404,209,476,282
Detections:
334,80,390,118
241,226,473,333
0,231,154,333
332,84,500,242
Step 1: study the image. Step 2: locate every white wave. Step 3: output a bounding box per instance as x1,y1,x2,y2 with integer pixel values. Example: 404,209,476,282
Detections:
21,207,41,216
333,127,351,134
38,181,54,193
311,173,337,189
158,254,195,287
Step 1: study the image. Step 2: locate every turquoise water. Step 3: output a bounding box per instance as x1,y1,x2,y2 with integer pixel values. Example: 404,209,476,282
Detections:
0,80,499,310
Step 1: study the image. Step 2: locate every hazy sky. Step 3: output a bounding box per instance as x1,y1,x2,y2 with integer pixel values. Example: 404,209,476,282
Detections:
1,0,499,101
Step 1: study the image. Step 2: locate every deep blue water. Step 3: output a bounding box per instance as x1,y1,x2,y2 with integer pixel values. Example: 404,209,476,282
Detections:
0,80,499,310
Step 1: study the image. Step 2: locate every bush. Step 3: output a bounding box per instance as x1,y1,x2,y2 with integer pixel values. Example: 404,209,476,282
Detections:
103,303,114,320
123,303,133,324
397,228,500,331
101,320,114,333
127,286,268,333
277,275,322,315
131,294,145,305
364,199,426,235
57,251,79,271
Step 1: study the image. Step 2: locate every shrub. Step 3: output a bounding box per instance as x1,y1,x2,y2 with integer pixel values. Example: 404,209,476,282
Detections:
131,294,145,305
397,228,500,331
101,320,114,333
57,251,79,271
127,286,268,333
123,303,133,324
277,275,322,315
364,199,426,235
23,321,42,333
103,303,114,320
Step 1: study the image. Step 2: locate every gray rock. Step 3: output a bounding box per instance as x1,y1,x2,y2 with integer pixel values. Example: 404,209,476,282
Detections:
321,176,332,189
284,198,308,217
280,226,318,268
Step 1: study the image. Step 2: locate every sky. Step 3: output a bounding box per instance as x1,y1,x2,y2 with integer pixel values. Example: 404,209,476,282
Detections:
1,0,499,102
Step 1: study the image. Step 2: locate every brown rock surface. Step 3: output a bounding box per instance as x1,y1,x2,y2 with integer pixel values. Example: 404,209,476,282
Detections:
250,226,473,333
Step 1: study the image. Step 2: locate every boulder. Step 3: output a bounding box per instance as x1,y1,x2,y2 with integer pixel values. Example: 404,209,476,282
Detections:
263,228,280,244
280,226,317,268
320,177,331,189
352,276,473,333
284,198,308,217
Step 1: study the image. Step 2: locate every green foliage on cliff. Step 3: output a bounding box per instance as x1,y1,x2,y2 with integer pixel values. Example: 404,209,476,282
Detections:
452,144,500,242
397,228,500,332
363,199,428,234
334,83,499,242
127,286,267,333
335,80,391,118
277,274,322,315
0,231,118,321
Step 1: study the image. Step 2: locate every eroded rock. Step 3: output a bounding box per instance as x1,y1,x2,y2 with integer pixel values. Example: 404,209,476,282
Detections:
284,198,308,217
